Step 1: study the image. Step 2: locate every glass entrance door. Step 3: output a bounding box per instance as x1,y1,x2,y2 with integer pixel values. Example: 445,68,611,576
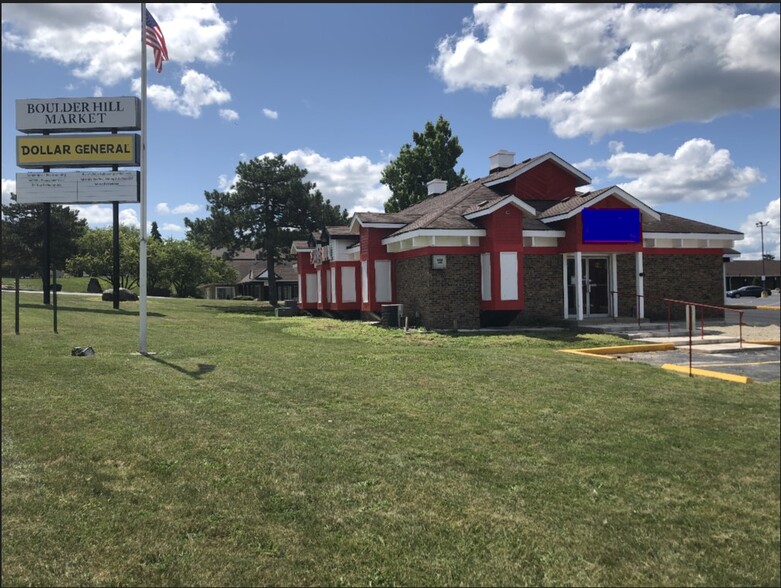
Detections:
567,257,610,317
585,257,609,315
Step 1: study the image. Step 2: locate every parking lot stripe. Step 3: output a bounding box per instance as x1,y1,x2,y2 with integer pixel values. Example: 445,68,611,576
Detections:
688,360,780,368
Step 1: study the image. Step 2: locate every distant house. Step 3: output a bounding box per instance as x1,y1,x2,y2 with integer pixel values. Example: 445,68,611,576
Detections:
201,248,298,302
292,149,744,329
724,259,781,290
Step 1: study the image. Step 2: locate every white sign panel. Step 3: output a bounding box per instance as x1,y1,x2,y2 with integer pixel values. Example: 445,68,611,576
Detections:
16,97,141,133
15,171,140,204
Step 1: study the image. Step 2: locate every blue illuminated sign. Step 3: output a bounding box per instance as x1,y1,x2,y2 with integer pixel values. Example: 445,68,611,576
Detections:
582,208,641,243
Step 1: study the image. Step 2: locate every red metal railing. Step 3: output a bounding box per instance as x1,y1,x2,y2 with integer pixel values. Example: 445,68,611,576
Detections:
610,290,745,347
662,298,745,349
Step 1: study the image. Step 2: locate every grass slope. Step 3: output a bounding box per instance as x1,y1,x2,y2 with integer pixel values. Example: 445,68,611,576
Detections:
2,293,779,587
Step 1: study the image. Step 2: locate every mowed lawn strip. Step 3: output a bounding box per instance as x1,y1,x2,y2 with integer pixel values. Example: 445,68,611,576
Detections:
2,292,779,587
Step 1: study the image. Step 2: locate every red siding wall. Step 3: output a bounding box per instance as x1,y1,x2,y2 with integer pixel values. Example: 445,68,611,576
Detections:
557,196,642,254
360,227,397,312
478,206,525,310
508,160,581,200
296,251,316,310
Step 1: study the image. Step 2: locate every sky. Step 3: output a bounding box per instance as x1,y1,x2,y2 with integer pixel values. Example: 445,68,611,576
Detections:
2,3,779,259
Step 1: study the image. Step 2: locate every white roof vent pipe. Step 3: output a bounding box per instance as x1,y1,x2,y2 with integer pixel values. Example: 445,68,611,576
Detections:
427,179,448,196
489,150,515,173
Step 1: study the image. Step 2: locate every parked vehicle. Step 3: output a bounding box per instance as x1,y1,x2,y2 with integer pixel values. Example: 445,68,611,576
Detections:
725,285,767,298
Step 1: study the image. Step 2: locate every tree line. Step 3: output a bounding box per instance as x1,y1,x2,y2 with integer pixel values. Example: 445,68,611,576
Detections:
2,116,468,305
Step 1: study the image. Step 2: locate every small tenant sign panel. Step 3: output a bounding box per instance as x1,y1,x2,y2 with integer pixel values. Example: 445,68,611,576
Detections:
582,208,641,243
16,97,141,133
16,134,140,168
15,171,140,204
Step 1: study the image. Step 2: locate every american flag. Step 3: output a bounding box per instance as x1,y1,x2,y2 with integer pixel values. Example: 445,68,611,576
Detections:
145,9,168,73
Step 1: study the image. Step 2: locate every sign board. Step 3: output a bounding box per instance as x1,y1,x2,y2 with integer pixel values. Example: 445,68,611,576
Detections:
16,97,141,133
16,134,140,168
15,171,140,204
582,208,641,243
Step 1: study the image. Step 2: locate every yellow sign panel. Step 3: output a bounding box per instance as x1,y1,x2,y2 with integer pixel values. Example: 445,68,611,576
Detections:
16,134,140,168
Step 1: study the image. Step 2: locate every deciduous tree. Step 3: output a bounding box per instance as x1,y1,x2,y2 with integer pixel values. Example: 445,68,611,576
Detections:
158,239,236,298
66,226,142,290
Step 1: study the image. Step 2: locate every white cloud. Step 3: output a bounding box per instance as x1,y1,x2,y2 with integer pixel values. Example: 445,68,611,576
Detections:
119,207,139,227
220,109,239,122
1,3,231,86
262,108,278,120
156,202,201,215
432,3,780,138
172,203,200,214
2,178,16,206
132,69,231,118
2,4,233,119
66,204,138,229
280,149,391,213
218,149,391,214
160,222,184,234
738,199,781,259
581,139,765,205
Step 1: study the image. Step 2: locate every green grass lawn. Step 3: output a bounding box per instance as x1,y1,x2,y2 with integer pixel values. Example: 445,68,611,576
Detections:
1,275,107,294
2,292,779,587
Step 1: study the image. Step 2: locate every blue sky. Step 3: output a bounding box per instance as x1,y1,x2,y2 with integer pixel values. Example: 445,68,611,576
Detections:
2,3,779,259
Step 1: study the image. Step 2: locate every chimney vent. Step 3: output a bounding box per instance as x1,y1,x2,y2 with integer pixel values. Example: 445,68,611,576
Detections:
489,150,515,173
427,178,448,196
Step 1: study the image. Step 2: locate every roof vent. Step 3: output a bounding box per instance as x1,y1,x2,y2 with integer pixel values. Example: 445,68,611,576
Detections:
489,150,515,173
427,178,448,196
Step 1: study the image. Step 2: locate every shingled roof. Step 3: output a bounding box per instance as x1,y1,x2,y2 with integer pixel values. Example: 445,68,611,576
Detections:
348,152,741,239
643,212,743,235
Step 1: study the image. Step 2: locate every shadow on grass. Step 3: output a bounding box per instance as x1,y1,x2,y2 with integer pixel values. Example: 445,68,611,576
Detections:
201,304,276,317
19,303,166,317
434,327,615,344
144,354,217,379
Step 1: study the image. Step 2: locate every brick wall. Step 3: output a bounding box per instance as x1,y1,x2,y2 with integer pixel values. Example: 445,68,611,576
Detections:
610,254,725,320
643,254,725,320
616,253,637,317
512,254,563,323
396,254,480,330
396,252,724,327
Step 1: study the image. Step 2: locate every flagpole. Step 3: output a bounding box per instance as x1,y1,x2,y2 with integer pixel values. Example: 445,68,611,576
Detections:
139,2,149,354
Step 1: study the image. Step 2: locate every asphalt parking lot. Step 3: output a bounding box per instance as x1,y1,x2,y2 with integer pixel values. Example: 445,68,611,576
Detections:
622,293,780,383
723,291,780,327
616,346,780,384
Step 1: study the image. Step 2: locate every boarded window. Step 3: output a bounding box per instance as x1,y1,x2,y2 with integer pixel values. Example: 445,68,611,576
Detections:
481,253,492,301
341,266,356,303
500,252,518,301
375,260,392,303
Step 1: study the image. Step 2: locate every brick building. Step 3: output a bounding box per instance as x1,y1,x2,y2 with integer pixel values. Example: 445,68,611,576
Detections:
292,150,743,329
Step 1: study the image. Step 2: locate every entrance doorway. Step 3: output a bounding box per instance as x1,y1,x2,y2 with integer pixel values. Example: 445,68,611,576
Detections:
567,257,610,317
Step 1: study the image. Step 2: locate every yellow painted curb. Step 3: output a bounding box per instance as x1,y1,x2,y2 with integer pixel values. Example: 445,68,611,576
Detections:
662,363,753,384
756,305,780,310
562,343,676,355
561,349,618,360
745,340,780,346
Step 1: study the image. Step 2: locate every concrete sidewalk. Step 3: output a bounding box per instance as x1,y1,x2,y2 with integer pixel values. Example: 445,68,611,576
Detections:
631,335,777,354
579,320,779,354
